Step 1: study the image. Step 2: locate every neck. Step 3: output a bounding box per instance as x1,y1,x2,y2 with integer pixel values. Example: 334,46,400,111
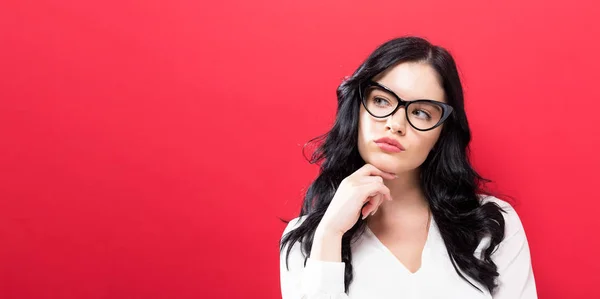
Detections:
370,168,430,226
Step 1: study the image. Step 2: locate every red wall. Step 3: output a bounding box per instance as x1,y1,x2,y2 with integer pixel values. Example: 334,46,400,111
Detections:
1,0,599,298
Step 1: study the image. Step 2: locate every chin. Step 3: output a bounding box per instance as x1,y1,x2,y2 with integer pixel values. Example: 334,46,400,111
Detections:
364,152,405,174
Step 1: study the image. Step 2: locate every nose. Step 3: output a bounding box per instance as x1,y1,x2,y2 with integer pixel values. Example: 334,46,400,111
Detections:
385,106,408,135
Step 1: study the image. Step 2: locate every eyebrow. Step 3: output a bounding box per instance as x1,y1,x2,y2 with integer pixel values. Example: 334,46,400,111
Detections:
374,81,443,103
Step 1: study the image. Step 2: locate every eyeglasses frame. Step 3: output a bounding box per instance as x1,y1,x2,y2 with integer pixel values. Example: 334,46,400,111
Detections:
359,80,454,132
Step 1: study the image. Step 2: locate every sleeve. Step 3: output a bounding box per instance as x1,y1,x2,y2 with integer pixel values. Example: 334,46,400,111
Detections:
489,199,538,299
279,217,350,299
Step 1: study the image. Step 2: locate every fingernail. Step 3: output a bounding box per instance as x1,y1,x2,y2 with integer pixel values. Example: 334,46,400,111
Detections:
362,214,367,220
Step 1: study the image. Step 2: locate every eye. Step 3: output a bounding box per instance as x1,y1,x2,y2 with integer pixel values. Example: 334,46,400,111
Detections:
373,96,393,107
412,109,431,120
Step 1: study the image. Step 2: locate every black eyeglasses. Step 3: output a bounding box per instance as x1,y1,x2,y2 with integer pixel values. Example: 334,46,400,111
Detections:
359,81,454,131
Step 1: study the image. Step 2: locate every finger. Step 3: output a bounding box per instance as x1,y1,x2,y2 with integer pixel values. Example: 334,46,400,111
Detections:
358,164,397,180
370,193,384,216
361,185,388,219
372,181,392,201
362,182,392,203
362,193,385,219
357,175,383,184
361,199,377,219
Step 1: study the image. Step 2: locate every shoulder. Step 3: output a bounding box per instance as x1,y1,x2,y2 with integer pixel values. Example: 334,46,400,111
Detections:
281,215,309,238
280,215,309,272
478,194,525,239
477,193,512,209
475,196,537,296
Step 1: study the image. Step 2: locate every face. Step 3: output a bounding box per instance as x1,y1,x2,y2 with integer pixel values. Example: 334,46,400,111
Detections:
357,62,447,175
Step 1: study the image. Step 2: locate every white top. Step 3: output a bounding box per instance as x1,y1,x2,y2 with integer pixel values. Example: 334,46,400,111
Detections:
279,196,537,299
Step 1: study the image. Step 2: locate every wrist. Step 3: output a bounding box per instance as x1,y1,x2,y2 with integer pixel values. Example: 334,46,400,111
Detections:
311,227,343,263
315,225,344,240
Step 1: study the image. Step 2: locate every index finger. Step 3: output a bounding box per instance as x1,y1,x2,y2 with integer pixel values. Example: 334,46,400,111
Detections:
357,164,397,180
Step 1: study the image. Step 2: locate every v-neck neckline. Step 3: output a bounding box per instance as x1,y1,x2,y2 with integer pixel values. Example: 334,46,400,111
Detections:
365,214,435,276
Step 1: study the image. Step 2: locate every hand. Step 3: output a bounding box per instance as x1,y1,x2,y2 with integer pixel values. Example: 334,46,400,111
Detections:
317,163,395,237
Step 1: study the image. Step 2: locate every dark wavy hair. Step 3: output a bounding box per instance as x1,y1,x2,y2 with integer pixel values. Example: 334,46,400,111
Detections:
280,36,507,294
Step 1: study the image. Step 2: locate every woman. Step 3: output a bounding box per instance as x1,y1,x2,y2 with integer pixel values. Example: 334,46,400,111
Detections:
279,36,537,298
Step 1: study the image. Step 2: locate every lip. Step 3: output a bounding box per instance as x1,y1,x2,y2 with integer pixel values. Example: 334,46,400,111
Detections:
374,137,405,152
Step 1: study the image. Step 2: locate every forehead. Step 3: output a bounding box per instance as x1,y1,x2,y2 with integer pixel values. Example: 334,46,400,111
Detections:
373,62,446,103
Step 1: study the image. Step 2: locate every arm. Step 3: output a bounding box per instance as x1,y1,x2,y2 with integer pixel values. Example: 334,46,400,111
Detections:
491,203,538,299
279,217,350,299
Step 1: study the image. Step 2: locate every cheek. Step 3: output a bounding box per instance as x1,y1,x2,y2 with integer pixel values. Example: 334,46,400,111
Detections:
416,132,439,149
358,115,372,138
409,130,441,159
358,111,377,156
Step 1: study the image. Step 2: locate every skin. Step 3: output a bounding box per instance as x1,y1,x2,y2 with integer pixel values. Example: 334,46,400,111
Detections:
359,61,447,273
312,61,448,273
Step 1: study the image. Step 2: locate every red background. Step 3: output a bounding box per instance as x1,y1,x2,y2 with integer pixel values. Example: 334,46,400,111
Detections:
1,0,599,298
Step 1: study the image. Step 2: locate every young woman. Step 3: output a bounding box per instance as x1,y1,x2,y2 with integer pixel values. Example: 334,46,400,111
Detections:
279,36,537,299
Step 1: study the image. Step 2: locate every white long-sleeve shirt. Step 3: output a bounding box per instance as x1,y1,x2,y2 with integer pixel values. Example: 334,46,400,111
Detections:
280,196,537,299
